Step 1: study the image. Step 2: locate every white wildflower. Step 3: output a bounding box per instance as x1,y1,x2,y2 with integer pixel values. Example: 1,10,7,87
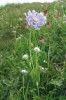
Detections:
12,30,16,33
21,69,28,74
16,35,22,41
13,27,16,29
16,37,21,41
0,55,2,57
63,21,66,23
34,47,41,53
43,60,47,63
40,66,48,73
6,22,8,24
10,25,12,27
40,67,44,71
20,35,22,37
63,14,66,19
22,54,28,60
24,13,27,16
19,18,22,21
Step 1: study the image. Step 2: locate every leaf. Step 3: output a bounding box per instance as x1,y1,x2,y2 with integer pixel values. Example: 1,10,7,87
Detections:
33,92,39,100
63,72,66,79
49,79,62,86
24,85,29,100
0,83,4,99
30,67,40,83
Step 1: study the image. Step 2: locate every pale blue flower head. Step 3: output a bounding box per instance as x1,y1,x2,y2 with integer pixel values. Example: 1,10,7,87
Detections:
25,10,47,30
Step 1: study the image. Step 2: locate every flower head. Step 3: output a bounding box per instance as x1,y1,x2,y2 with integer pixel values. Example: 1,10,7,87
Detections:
40,38,44,43
43,60,47,63
34,47,41,53
16,37,21,41
46,22,51,29
43,10,48,16
21,69,28,75
19,18,22,21
26,10,47,30
40,66,48,73
22,54,28,60
24,22,29,29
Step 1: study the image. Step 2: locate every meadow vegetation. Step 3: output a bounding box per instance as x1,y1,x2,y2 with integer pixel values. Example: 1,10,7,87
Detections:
0,0,66,100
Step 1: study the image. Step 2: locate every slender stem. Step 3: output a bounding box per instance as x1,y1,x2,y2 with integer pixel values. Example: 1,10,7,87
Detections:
35,54,39,97
23,75,25,96
46,74,48,94
48,43,50,68
36,82,39,96
36,53,38,67
37,85,39,96
29,30,35,69
29,30,32,68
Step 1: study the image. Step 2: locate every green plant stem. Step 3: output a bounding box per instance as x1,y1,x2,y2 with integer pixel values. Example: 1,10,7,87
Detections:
35,54,40,97
37,85,39,96
36,53,38,67
29,31,32,68
23,75,25,97
36,82,39,96
48,43,50,68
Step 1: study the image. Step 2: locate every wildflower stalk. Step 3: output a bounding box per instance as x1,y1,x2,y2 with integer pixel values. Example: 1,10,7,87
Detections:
36,82,39,96
35,53,40,97
23,75,25,97
48,43,50,68
36,53,38,67
37,85,39,96
29,30,32,68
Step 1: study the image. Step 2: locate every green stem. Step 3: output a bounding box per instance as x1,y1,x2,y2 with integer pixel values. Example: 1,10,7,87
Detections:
36,82,39,96
35,54,40,96
48,43,50,68
29,31,32,68
23,75,25,97
36,53,38,67
37,85,39,96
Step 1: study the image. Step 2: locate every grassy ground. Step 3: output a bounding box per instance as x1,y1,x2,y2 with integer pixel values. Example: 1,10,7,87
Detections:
0,0,66,100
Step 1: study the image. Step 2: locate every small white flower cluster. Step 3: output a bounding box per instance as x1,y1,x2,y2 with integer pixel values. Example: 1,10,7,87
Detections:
22,54,28,60
12,30,16,33
16,35,22,41
24,13,27,16
40,66,48,73
0,55,3,57
34,47,41,53
21,69,28,75
22,47,41,60
43,60,47,63
19,18,22,21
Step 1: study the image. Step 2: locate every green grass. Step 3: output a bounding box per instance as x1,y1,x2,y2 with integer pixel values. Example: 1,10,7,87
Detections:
0,0,66,100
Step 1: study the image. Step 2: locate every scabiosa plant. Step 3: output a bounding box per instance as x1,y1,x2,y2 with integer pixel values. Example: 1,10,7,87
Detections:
25,10,47,30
